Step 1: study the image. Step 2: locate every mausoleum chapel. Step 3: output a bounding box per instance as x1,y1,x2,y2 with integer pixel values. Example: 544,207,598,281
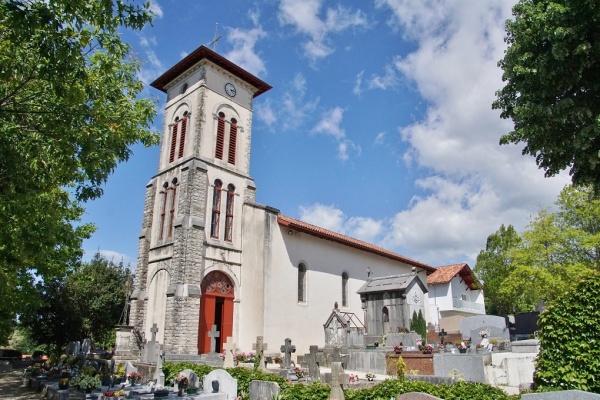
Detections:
122,44,479,362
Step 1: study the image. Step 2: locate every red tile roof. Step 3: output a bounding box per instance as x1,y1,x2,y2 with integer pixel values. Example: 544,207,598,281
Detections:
427,263,481,290
277,214,435,272
151,45,272,97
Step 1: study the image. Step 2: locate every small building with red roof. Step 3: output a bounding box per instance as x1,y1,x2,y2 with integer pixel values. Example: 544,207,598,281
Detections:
427,263,485,333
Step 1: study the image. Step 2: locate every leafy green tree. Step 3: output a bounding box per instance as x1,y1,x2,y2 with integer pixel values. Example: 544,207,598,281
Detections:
493,0,600,187
534,272,600,393
0,0,158,344
20,253,131,355
474,224,522,314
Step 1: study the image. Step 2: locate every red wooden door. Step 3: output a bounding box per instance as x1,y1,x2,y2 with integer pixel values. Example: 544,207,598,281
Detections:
199,271,235,354
198,295,216,354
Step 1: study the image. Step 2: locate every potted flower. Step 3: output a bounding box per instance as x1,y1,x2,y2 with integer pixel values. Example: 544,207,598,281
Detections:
175,372,188,396
186,385,199,395
458,341,467,354
394,342,403,354
58,371,70,390
422,344,433,354
78,375,101,393
365,372,376,382
127,371,143,385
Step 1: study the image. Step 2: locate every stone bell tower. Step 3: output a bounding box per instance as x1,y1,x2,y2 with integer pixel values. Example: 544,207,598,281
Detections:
128,45,271,358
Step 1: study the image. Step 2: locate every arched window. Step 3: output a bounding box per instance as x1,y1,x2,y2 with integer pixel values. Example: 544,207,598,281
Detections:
167,178,178,238
215,112,225,160
342,272,349,307
227,118,237,164
177,112,188,159
382,307,389,323
169,118,178,163
158,182,169,240
298,263,307,303
210,180,222,238
169,112,188,163
224,184,235,242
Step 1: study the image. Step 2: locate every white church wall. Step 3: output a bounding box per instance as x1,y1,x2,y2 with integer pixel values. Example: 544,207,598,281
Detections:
256,224,429,355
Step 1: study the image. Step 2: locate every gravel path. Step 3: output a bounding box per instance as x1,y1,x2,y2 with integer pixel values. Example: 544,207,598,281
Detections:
0,370,38,399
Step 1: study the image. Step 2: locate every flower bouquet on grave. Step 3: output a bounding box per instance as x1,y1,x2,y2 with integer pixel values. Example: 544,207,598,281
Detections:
175,372,189,396
365,372,376,381
422,344,433,354
394,342,403,354
127,371,142,385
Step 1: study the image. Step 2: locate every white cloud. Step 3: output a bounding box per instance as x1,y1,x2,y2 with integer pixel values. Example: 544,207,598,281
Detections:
344,0,571,266
136,33,165,85
224,10,267,76
374,132,385,145
278,0,367,61
149,0,163,19
299,203,383,244
313,107,346,140
353,71,364,95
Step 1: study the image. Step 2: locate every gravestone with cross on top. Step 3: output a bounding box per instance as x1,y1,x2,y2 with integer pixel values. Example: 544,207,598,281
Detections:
208,325,220,353
252,336,268,371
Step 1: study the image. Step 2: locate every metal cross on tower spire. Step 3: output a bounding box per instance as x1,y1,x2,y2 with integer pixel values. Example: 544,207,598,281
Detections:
209,23,222,51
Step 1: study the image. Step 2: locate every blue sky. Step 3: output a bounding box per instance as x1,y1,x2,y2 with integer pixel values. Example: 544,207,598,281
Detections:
81,0,569,268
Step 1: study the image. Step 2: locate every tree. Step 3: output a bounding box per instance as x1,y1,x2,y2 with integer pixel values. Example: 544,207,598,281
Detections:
474,224,522,314
493,0,600,188
20,253,132,355
0,1,158,343
534,272,600,393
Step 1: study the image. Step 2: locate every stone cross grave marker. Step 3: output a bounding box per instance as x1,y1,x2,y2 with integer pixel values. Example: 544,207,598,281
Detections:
329,362,345,400
253,336,268,371
223,337,236,368
307,345,320,381
280,338,296,369
332,346,341,363
438,329,447,344
150,323,159,342
153,349,165,386
208,325,220,353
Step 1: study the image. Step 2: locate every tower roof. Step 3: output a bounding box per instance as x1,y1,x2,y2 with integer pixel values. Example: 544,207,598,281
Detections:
150,45,272,97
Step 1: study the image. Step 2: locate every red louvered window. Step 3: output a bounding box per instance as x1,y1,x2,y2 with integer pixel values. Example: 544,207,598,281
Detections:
215,112,225,159
227,118,237,165
210,180,222,238
158,183,169,240
169,120,178,163
177,115,187,159
224,184,235,242
167,180,178,238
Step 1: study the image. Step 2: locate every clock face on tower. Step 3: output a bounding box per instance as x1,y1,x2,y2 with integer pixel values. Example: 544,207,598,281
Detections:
224,83,236,97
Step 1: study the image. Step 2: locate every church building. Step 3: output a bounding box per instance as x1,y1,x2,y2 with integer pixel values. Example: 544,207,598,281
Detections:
128,45,436,359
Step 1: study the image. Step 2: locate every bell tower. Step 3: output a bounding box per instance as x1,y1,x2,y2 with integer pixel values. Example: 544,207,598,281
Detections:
129,45,271,357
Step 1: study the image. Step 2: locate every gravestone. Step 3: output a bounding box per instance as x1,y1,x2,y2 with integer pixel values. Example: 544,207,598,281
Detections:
203,369,237,399
153,349,165,386
177,368,200,390
249,380,280,400
306,345,320,381
81,338,92,355
280,338,296,369
329,362,345,400
252,336,268,372
124,361,138,377
142,323,160,363
459,315,509,345
208,325,221,353
223,337,236,368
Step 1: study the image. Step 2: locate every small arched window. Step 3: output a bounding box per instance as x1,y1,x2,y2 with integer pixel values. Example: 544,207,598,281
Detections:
224,184,235,242
210,180,223,238
298,263,307,303
342,272,349,307
382,307,389,323
215,112,225,160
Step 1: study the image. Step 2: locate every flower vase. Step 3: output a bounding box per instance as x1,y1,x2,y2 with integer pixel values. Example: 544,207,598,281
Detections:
367,377,373,382
212,380,219,393
178,388,184,397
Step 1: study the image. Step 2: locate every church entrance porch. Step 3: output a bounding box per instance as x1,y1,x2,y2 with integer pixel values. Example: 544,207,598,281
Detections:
198,271,234,354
